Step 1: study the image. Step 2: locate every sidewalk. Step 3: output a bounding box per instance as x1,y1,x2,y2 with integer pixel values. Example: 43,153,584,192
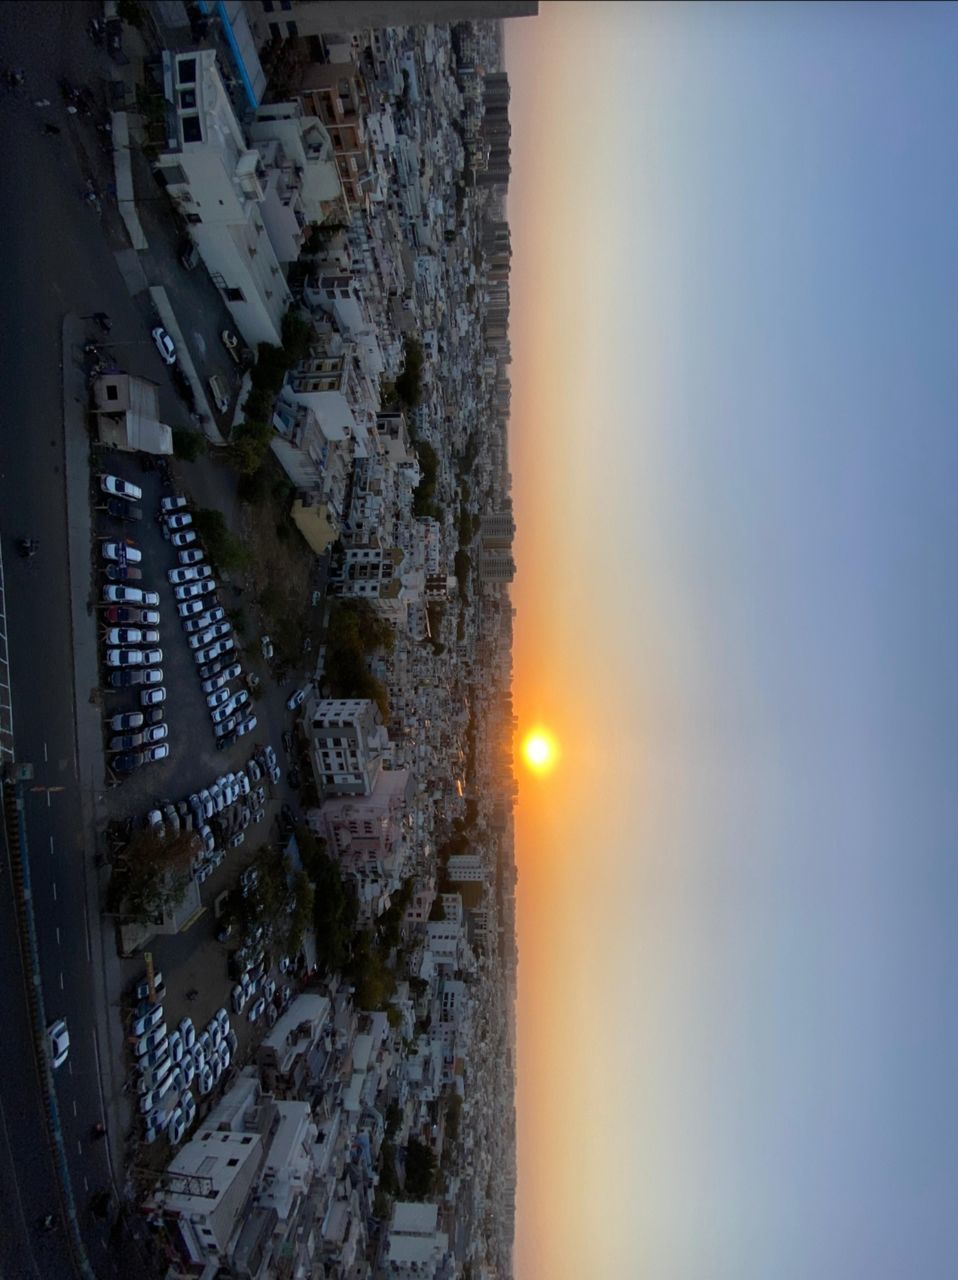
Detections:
61,314,132,1196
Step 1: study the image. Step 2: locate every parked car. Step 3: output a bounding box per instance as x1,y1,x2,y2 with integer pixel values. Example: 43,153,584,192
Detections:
214,716,239,738
206,686,231,709
104,564,143,583
178,549,204,566
247,758,262,783
110,711,143,732
175,580,215,601
103,585,158,606
100,474,142,501
286,686,309,711
131,1003,164,1038
237,715,258,739
141,686,166,707
101,541,142,564
191,621,231,649
152,326,176,365
260,635,273,660
160,495,187,514
196,638,234,665
108,648,149,668
164,513,192,532
171,529,197,548
109,732,143,752
132,1024,168,1058
143,724,168,745
105,497,143,522
145,744,170,763
247,997,266,1024
105,627,158,647
179,598,206,619
168,565,202,585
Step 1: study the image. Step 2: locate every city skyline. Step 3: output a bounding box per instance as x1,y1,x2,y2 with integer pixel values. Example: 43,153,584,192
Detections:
509,3,958,1277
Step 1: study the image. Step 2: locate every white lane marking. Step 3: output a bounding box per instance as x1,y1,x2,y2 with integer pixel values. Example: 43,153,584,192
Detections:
59,971,64,990
43,742,48,762
72,1100,77,1118
84,911,92,963
77,1140,82,1155
52,882,57,901
46,790,50,808
83,1176,89,1192
49,835,54,855
67,1059,73,1076
56,926,60,946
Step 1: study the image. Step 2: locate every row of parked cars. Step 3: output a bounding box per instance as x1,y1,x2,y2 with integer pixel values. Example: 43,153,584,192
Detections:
98,474,170,775
144,744,281,886
160,495,259,748
131,971,237,1146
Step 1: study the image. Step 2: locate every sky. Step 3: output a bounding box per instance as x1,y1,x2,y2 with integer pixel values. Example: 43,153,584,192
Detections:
505,4,958,1277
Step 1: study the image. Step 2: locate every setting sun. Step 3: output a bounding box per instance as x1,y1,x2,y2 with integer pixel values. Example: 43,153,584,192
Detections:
522,730,558,775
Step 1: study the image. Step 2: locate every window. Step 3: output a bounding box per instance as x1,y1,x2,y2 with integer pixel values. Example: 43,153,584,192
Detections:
228,1158,239,1167
225,287,245,302
280,0,291,8
106,384,119,401
261,0,274,10
287,21,298,36
178,57,197,85
269,21,280,39
178,88,197,110
181,115,203,144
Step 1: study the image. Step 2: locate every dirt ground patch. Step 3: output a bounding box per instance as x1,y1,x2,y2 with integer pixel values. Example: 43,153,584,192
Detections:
239,461,324,679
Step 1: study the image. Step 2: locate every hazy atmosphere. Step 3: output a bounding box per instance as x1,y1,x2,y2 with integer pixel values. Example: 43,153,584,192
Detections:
508,4,958,1276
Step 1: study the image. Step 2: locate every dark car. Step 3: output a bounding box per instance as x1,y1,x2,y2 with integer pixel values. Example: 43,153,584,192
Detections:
198,658,227,681
146,708,165,726
107,498,143,522
105,564,143,582
286,768,301,791
109,670,147,688
106,606,135,625
216,732,239,752
110,733,143,752
112,751,146,773
281,731,293,754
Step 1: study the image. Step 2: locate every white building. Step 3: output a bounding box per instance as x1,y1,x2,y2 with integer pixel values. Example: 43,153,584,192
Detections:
304,697,390,797
445,854,485,883
155,49,290,346
382,1201,451,1279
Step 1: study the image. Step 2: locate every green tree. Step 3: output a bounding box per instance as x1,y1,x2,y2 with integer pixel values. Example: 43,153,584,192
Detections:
191,507,252,572
171,428,207,462
230,420,273,475
404,1139,438,1199
385,1102,403,1139
108,828,198,920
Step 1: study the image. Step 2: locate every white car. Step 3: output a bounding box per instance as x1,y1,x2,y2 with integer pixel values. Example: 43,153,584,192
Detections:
131,1003,164,1037
160,495,187,513
167,1030,184,1066
178,1017,196,1050
231,983,247,1014
247,758,261,783
207,686,231,709
263,978,276,1002
182,1091,197,1129
48,1019,70,1069
103,585,159,606
214,1007,229,1038
141,686,166,707
200,825,215,854
247,997,266,1024
195,638,234,665
192,622,231,649
178,548,204,566
152,326,177,365
238,715,258,740
165,513,192,531
236,771,250,796
167,1107,185,1146
100,474,142,501
101,541,142,563
264,746,276,769
180,1054,195,1090
169,565,202,585
145,743,170,763
106,648,148,668
178,598,206,618
171,529,196,547
175,580,215,601
197,1065,214,1096
144,724,168,744
132,1024,167,1058
202,672,231,695
106,627,145,647
286,686,309,710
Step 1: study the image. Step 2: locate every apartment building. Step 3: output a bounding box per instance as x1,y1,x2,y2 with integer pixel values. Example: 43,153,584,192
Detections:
304,697,389,797
155,49,291,347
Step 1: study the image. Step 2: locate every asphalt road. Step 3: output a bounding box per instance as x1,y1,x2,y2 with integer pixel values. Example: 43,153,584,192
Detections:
0,4,172,1274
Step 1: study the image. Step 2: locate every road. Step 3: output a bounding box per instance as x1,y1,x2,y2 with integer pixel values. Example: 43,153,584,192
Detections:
0,4,171,1274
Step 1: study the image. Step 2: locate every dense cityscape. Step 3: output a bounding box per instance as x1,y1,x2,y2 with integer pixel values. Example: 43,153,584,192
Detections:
0,1,537,1277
